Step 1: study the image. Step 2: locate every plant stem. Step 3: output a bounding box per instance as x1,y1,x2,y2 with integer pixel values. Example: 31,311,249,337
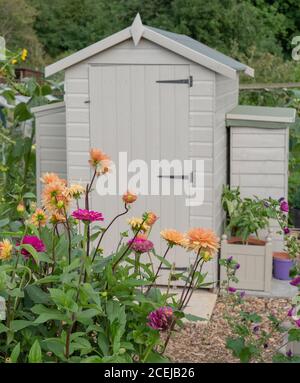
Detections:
91,204,129,263
145,246,171,295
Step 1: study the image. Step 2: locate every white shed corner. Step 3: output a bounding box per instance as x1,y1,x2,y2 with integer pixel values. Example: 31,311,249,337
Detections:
31,101,66,203
226,105,296,251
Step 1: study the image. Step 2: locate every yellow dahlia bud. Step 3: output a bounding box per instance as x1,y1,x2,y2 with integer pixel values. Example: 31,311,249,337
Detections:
16,203,25,214
202,251,212,262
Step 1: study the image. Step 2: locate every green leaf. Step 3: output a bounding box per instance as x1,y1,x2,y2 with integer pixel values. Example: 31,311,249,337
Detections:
81,356,102,363
25,285,51,304
41,339,65,360
48,288,78,312
0,323,8,334
10,343,21,363
143,351,169,363
14,102,32,122
10,320,34,332
288,328,300,342
0,218,9,228
19,244,40,265
28,340,42,363
76,309,101,324
23,192,36,199
98,331,110,356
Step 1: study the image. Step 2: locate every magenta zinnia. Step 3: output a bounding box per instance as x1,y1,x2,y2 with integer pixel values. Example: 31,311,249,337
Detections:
72,209,104,222
20,235,46,259
127,235,154,254
147,307,173,331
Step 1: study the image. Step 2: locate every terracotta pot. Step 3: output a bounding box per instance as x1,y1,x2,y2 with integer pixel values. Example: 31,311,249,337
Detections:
228,236,266,246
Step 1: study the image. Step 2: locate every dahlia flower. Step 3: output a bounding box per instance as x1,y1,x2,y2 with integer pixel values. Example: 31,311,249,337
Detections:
148,307,173,331
41,172,65,185
160,229,184,247
145,212,158,226
0,240,13,261
128,217,150,233
127,235,154,254
88,148,111,175
183,228,220,255
122,191,137,204
30,208,47,227
68,184,85,199
20,235,46,260
280,200,289,213
72,209,104,222
42,181,70,213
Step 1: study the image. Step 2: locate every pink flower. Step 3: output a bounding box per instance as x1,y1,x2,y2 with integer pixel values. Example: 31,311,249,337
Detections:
288,307,296,317
284,227,290,235
20,235,46,260
228,287,237,293
148,307,173,331
280,200,289,213
72,209,104,222
296,319,300,328
290,276,300,287
127,235,154,254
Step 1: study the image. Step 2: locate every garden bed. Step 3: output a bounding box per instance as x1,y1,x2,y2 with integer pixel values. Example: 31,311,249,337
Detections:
164,296,291,363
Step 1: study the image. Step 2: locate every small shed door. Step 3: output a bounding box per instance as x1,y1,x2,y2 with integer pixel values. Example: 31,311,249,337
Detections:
89,64,190,284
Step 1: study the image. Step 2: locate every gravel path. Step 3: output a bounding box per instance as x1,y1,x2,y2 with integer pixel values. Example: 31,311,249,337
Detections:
164,296,291,363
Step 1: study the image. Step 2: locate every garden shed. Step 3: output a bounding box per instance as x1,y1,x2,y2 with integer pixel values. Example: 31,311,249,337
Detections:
32,14,295,285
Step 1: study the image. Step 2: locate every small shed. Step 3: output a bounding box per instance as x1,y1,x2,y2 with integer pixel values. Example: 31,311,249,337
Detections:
32,14,295,285
227,105,296,250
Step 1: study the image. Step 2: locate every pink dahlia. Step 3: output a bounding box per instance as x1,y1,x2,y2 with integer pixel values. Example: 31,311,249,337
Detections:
72,209,104,222
280,200,289,213
148,307,173,331
20,235,46,260
127,235,154,254
228,287,237,293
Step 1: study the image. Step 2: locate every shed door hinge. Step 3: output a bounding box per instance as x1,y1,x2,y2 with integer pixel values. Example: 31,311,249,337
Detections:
156,76,193,87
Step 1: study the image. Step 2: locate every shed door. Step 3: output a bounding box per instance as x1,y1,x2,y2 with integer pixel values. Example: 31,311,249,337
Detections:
89,64,190,284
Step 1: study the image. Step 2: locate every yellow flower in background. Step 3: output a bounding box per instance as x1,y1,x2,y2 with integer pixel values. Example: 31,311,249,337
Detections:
11,59,17,65
183,228,220,256
21,48,28,61
31,208,47,227
16,203,25,214
68,184,85,199
160,229,184,247
0,239,13,261
128,217,150,233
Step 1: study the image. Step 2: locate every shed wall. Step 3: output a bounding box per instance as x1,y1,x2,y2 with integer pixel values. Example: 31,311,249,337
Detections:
35,104,67,203
230,126,289,250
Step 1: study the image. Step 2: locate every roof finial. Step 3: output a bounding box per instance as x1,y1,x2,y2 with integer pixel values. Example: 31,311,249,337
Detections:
131,13,144,46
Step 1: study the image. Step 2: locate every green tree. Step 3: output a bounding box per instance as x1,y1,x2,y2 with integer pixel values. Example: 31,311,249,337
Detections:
0,0,44,67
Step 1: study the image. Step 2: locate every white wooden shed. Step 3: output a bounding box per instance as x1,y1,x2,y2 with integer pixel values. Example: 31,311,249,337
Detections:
31,14,295,285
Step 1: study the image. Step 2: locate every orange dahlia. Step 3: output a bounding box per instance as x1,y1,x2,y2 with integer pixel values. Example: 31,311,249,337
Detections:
183,228,220,255
160,229,184,246
41,172,65,185
30,208,47,227
122,191,137,204
89,148,111,175
145,212,158,226
42,181,70,213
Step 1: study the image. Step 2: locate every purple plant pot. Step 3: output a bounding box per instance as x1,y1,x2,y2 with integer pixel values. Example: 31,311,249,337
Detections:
273,257,294,280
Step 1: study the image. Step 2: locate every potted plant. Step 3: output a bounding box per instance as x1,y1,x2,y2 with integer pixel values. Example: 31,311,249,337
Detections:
221,186,274,292
266,197,300,280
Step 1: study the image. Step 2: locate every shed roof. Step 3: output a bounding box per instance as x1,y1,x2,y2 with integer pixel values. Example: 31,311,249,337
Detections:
226,105,296,128
45,13,254,79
